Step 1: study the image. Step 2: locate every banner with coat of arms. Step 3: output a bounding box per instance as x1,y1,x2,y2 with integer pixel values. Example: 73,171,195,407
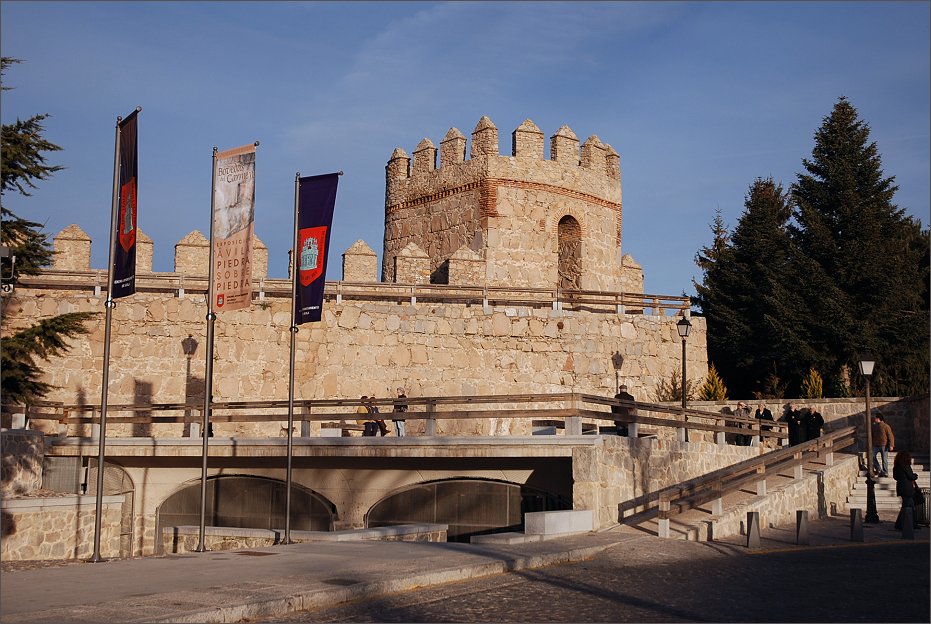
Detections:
112,109,139,299
294,173,340,324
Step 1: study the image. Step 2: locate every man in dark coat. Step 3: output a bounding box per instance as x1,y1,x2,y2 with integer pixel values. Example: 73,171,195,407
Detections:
784,403,804,446
804,407,824,441
612,385,636,437
755,401,775,448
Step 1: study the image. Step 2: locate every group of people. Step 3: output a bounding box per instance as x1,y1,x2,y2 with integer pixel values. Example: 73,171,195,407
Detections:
782,403,825,446
356,388,408,437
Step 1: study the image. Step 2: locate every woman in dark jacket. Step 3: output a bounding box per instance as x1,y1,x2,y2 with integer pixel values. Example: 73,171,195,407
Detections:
893,451,919,530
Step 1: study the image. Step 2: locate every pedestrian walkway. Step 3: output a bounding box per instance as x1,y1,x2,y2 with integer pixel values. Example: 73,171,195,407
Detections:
1,513,927,624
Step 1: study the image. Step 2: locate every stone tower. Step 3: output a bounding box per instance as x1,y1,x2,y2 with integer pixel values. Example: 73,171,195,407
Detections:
382,116,630,291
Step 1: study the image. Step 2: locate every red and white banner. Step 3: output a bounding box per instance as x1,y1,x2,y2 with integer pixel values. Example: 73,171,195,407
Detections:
212,143,256,312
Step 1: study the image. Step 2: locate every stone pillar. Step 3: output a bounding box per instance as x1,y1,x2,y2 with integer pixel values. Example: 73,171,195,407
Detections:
448,245,485,286
440,128,466,167
342,240,378,282
512,119,544,159
550,125,579,165
52,224,92,271
471,116,499,158
136,229,153,273
581,135,606,172
394,242,430,284
412,139,437,175
252,235,268,281
174,231,209,276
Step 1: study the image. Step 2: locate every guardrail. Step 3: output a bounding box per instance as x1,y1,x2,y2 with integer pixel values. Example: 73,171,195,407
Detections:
617,425,858,537
7,392,785,443
15,270,690,315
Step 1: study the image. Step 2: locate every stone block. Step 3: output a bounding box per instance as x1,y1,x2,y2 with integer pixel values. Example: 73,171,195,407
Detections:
524,509,593,535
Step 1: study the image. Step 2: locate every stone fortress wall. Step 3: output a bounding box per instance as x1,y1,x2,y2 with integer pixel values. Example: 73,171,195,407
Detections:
0,116,703,437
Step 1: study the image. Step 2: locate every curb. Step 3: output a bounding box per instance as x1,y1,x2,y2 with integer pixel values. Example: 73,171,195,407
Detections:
145,542,619,623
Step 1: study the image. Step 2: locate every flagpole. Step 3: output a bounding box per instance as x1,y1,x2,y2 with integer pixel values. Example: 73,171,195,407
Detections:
89,114,124,563
196,146,220,553
284,172,301,546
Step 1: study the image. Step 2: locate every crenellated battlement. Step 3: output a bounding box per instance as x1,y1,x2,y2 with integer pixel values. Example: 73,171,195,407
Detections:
383,116,631,292
386,117,621,185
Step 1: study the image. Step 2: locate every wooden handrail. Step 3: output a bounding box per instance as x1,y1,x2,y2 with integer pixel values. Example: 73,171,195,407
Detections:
627,425,857,522
8,393,786,440
16,271,690,314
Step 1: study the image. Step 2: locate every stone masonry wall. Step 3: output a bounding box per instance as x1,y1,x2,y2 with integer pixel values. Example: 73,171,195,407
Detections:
1,496,123,561
573,436,758,529
1,285,705,439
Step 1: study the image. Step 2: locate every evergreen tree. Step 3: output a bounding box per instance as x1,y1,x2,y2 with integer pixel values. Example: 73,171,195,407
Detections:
791,97,929,395
695,180,816,396
1,57,95,406
692,209,743,386
697,363,728,401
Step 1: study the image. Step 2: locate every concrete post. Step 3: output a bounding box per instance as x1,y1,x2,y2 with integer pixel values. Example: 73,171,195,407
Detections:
850,508,864,542
425,401,437,437
12,413,26,429
756,479,767,497
711,498,723,516
715,431,726,446
627,422,638,439
746,511,761,549
796,510,809,545
658,497,671,538
824,452,834,466
566,394,582,436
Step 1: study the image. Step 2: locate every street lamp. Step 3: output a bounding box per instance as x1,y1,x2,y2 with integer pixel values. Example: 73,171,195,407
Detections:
181,335,198,436
677,317,692,442
859,355,880,524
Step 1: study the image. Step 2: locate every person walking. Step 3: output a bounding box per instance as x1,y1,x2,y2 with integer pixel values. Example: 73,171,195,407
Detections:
871,414,895,477
754,401,775,448
392,387,408,437
893,451,919,531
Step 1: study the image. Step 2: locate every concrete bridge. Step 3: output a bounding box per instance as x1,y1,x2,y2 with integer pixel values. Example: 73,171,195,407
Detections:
3,393,926,561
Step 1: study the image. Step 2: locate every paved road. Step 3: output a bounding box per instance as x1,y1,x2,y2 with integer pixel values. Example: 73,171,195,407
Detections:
255,538,930,623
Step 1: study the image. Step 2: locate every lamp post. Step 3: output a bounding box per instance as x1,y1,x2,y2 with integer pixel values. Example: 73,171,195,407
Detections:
676,317,692,442
181,335,198,436
859,355,880,524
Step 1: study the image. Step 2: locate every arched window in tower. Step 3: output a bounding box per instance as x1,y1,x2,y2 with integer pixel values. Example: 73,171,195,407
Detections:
557,215,582,290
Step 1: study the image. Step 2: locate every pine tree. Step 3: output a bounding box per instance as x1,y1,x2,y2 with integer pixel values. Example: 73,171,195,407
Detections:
791,97,929,395
697,363,728,401
694,180,818,396
1,57,95,407
692,209,744,389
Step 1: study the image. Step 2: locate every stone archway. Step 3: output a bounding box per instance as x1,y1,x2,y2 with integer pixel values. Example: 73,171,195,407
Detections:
156,475,334,533
557,215,582,289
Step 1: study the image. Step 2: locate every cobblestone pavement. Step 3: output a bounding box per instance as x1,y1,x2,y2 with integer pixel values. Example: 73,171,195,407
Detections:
252,537,930,623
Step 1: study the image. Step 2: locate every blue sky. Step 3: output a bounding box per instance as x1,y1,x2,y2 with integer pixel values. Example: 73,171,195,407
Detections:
2,1,928,299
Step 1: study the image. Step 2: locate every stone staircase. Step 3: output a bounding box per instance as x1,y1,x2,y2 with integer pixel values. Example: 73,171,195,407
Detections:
847,453,930,512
